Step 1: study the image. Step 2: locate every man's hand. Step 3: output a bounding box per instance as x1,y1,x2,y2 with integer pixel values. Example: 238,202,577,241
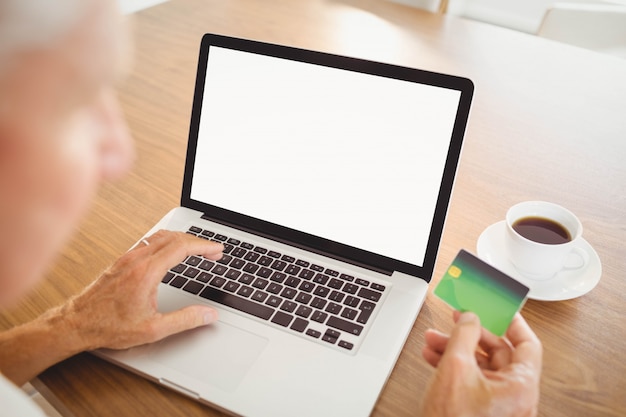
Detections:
0,230,224,385
66,230,224,350
421,311,542,417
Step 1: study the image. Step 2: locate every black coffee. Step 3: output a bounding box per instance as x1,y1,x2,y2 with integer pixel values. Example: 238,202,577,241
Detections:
512,216,572,245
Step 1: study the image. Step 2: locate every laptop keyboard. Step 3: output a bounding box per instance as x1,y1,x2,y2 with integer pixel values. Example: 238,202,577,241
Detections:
161,226,389,352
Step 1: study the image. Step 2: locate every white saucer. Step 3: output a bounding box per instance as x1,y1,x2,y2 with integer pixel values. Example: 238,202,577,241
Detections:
476,221,602,301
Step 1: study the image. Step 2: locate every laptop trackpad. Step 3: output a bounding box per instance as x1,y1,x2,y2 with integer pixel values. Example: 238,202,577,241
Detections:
140,321,268,392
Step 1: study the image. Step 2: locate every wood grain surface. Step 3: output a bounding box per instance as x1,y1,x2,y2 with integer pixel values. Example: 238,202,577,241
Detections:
1,0,625,416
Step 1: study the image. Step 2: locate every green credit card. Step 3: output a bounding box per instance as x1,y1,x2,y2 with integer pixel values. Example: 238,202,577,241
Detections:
433,249,530,336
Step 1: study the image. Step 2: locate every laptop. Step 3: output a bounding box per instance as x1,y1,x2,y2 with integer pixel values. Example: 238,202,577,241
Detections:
95,33,473,417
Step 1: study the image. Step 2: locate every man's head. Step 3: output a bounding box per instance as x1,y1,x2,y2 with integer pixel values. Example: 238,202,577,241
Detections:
0,0,134,306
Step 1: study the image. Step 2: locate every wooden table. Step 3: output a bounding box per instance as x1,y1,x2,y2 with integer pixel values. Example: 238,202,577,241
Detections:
2,0,625,415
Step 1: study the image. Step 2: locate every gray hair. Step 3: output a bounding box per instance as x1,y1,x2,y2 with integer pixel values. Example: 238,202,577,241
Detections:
0,0,95,75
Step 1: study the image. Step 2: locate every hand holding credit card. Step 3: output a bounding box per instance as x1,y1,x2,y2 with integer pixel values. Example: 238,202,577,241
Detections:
433,249,530,336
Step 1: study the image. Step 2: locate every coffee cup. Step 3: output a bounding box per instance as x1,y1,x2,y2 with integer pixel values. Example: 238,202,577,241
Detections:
505,201,588,280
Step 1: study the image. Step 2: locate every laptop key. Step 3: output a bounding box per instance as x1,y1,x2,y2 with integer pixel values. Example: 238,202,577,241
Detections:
295,305,313,318
357,300,375,324
343,295,359,307
210,277,227,288
322,329,340,344
252,290,269,303
185,256,202,266
267,283,283,294
225,269,241,280
196,272,212,283
343,283,359,294
183,267,200,279
281,255,295,263
211,264,228,276
298,269,315,280
230,258,246,269
280,300,297,313
244,252,260,262
280,287,297,299
341,307,358,320
311,310,328,323
198,260,215,271
239,273,255,285
339,273,355,282
325,268,339,277
313,274,329,285
313,286,330,298
290,318,309,333
199,286,274,320
271,311,293,327
217,255,233,265
243,263,259,274
183,280,204,295
256,267,273,278
327,316,363,336
338,340,354,350
358,287,382,302
270,272,287,283
266,295,282,308
254,246,268,254
295,259,309,268
329,291,344,303
325,302,342,315
224,281,240,293
237,285,254,298
270,260,287,271
328,278,343,289
285,264,301,275
295,292,312,304
311,297,327,309
252,278,269,289
169,276,187,288
298,281,314,293
306,329,321,339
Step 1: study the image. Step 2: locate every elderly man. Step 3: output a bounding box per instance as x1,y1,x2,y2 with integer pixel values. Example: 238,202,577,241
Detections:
0,0,224,414
0,0,541,415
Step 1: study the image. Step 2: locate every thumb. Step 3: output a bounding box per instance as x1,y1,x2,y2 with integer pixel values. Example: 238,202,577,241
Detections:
441,312,482,364
154,306,219,340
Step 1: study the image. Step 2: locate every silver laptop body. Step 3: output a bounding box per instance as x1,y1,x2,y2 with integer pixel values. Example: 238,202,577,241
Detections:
95,33,473,417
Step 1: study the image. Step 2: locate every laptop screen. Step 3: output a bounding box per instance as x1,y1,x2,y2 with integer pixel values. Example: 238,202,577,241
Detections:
184,34,473,278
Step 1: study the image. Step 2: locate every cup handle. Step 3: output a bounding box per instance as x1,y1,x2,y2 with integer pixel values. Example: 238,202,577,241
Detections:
563,246,589,271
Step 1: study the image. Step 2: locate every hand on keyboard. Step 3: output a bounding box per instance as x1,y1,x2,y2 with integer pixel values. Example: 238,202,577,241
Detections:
64,230,224,350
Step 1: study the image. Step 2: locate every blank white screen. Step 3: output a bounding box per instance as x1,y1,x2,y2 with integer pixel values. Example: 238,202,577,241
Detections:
191,46,461,267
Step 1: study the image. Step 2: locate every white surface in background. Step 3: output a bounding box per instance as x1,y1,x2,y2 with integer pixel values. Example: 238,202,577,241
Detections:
117,0,169,14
